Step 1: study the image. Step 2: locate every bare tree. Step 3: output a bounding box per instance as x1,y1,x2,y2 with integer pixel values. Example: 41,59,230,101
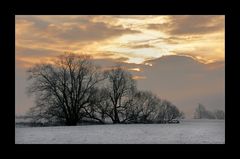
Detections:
155,100,181,122
82,88,110,124
26,53,184,125
123,91,182,123
155,100,168,121
194,104,219,119
103,66,136,123
27,53,104,126
124,91,159,123
194,103,206,119
165,103,180,121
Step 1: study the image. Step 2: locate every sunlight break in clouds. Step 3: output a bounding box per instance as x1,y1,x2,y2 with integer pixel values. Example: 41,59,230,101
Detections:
16,15,224,66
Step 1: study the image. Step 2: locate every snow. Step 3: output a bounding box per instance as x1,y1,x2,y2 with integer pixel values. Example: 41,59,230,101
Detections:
15,119,225,144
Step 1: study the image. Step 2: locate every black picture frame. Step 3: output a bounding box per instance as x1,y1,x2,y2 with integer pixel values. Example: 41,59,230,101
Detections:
1,0,238,154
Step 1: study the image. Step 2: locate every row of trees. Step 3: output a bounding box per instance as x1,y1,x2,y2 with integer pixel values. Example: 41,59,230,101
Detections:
27,53,184,126
194,104,225,119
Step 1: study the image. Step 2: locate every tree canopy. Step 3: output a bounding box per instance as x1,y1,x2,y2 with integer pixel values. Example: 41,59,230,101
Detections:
27,53,183,126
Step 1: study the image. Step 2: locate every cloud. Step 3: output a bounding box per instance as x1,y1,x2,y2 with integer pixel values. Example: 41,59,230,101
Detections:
16,46,60,57
121,43,155,49
15,46,62,68
115,57,130,62
16,16,142,62
16,15,224,66
88,51,130,62
172,45,224,64
147,23,171,31
169,16,224,35
45,21,140,42
16,16,50,30
156,36,202,45
147,15,224,35
132,76,146,80
95,52,116,57
128,68,141,72
16,18,58,45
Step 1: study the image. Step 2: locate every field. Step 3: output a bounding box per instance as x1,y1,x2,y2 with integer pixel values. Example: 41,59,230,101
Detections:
15,119,225,144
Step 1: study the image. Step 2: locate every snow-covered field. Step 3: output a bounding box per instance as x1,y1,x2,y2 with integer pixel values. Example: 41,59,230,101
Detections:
15,119,225,144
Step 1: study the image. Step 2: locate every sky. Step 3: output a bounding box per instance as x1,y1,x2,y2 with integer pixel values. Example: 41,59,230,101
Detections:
15,15,225,118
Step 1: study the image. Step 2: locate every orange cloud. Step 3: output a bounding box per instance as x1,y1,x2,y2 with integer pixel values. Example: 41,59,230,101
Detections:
128,68,141,72
132,76,146,80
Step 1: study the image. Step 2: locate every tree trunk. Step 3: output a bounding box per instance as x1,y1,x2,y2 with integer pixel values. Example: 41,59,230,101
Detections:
65,118,78,126
113,106,120,123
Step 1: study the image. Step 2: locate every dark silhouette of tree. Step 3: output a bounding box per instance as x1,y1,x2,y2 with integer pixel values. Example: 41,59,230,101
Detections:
155,100,181,122
26,53,185,125
103,66,136,123
123,91,182,123
82,88,110,124
126,91,160,123
27,53,104,126
117,91,151,123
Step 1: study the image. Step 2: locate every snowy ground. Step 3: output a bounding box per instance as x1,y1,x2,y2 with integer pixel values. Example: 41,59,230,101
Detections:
15,119,225,144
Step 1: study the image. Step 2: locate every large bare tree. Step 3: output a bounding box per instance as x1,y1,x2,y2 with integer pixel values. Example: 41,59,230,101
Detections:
26,53,184,125
27,53,104,125
103,66,136,123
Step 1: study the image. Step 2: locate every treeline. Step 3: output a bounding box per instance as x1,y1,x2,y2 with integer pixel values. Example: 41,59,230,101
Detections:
194,104,225,119
27,53,184,126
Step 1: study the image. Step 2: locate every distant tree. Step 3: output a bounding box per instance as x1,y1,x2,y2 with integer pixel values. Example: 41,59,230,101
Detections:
27,53,104,126
214,110,225,119
194,103,206,119
206,110,216,119
194,104,224,119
